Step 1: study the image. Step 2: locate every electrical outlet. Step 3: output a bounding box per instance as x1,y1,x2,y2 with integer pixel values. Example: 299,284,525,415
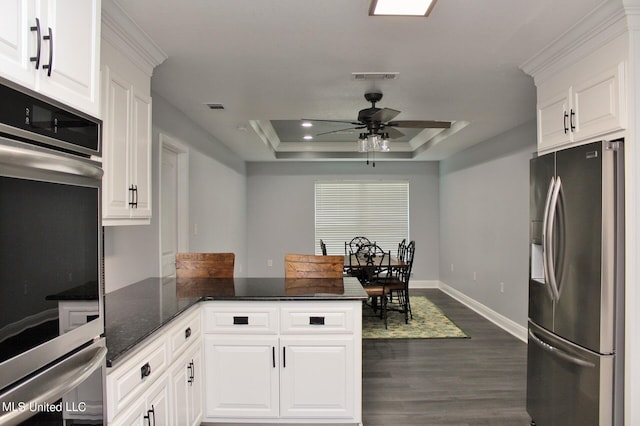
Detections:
500,282,505,293
473,272,477,281
450,263,454,272
267,259,273,267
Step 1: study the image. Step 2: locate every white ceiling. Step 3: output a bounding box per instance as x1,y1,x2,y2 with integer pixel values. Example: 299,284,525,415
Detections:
113,0,605,162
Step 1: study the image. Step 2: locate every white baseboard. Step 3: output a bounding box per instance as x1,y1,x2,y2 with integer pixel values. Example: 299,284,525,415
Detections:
410,279,440,289
414,280,527,343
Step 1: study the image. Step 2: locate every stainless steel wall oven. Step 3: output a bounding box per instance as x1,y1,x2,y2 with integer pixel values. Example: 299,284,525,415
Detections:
0,78,105,425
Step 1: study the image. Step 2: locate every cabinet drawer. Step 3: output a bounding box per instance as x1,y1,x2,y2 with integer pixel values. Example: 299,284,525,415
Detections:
106,335,169,419
280,304,354,334
202,303,278,334
169,306,201,359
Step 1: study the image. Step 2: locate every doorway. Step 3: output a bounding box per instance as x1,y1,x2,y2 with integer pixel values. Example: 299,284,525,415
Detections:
159,133,189,277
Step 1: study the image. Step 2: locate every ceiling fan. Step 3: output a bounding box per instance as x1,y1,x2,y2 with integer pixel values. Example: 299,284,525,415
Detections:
303,90,451,141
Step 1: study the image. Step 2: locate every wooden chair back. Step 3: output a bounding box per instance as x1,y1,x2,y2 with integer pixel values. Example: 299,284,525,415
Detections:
176,252,235,278
284,254,344,279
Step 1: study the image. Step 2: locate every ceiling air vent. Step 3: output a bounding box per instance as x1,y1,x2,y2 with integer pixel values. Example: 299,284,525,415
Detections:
352,72,399,81
206,103,225,110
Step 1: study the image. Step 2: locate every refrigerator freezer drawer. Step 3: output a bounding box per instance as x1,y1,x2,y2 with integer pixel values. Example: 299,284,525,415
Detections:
526,322,614,426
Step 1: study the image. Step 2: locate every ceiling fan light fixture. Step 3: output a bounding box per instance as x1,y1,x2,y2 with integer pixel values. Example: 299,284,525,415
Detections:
369,0,437,16
358,134,368,153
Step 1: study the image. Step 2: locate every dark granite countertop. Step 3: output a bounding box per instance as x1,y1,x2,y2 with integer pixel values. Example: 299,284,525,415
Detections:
104,276,366,367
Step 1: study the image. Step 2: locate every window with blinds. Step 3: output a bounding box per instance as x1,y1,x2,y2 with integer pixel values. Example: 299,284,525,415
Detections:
314,180,409,255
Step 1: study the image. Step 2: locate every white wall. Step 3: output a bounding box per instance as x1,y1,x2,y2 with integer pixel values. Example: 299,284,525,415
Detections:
438,120,536,326
245,161,440,279
103,93,247,292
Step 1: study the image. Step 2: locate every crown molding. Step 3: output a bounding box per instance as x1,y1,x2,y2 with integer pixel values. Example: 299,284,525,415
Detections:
101,0,167,77
521,1,628,84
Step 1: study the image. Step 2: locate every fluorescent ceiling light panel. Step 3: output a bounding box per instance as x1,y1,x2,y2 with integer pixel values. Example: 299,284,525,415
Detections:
370,0,436,16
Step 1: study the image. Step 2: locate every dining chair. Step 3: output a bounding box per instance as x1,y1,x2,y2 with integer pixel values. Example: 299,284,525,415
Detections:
347,236,371,254
175,252,235,278
381,240,415,323
284,254,344,278
355,243,395,328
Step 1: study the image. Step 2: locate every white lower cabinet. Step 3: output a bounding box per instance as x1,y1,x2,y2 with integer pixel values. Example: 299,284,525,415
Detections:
171,340,203,426
202,301,362,424
111,374,171,426
279,336,355,419
107,306,202,425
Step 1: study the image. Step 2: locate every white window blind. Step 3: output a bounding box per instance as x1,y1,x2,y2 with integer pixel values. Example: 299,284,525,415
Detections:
314,181,409,255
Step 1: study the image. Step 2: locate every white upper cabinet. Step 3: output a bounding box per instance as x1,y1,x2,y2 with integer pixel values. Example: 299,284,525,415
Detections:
521,7,629,154
100,0,166,226
0,0,101,117
537,61,625,152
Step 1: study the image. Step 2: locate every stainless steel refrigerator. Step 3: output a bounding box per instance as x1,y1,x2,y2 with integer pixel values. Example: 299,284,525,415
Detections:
527,140,624,426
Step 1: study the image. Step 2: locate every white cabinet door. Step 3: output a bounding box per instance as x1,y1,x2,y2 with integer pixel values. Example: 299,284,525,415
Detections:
0,0,36,88
171,343,203,426
188,347,203,426
572,63,625,142
111,374,170,426
0,0,100,116
279,336,355,419
146,374,171,426
129,90,152,219
101,65,152,225
537,89,571,151
204,335,279,419
102,66,132,219
36,0,100,116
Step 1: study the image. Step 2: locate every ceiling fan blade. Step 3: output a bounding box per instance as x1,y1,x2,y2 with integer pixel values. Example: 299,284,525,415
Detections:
370,108,400,123
387,120,451,129
383,126,404,139
316,125,366,136
301,118,362,126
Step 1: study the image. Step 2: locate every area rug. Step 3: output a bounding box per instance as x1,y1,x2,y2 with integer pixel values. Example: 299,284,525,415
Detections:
362,296,468,339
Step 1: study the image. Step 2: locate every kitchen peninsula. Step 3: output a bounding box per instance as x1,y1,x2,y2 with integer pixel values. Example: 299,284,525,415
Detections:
104,276,367,425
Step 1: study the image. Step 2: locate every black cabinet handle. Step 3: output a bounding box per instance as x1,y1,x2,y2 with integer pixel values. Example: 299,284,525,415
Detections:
570,109,576,132
309,316,325,325
143,405,155,426
563,111,569,134
30,18,41,69
128,185,138,207
140,362,151,379
233,316,249,325
187,360,194,384
185,327,192,339
272,346,276,368
42,27,53,77
282,346,286,368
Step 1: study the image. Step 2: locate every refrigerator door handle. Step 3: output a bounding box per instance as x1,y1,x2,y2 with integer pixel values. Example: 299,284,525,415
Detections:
541,177,558,301
545,176,562,302
529,329,595,368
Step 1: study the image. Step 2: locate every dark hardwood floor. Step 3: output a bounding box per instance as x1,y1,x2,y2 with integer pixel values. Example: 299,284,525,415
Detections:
362,289,531,426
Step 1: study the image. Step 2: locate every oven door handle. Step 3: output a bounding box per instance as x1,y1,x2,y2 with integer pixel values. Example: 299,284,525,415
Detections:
0,342,106,425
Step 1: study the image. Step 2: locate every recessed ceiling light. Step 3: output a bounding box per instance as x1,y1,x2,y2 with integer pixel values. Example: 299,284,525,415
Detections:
301,122,313,127
369,0,437,16
303,135,313,140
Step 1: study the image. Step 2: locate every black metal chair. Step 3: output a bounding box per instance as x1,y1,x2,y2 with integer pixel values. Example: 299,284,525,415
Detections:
319,239,327,255
381,240,415,323
356,243,393,328
346,236,371,255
